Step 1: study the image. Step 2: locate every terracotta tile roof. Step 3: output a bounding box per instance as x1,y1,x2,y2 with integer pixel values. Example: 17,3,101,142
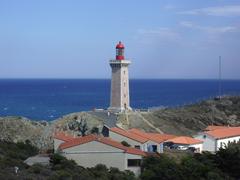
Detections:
205,127,240,139
110,127,149,143
129,128,176,143
147,133,177,143
99,137,147,156
204,125,229,131
58,134,147,156
166,136,203,145
59,134,96,150
54,132,75,142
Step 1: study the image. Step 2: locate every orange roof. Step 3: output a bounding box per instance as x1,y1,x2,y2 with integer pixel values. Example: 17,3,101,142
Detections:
205,127,240,139
129,128,176,143
110,127,148,143
54,132,74,142
147,133,177,143
166,136,203,145
59,134,147,156
205,125,229,131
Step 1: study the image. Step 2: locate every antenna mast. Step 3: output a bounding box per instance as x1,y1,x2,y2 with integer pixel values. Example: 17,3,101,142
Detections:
218,56,222,99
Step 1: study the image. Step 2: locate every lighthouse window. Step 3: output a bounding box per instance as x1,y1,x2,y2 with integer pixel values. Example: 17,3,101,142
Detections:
124,82,126,87
124,71,125,74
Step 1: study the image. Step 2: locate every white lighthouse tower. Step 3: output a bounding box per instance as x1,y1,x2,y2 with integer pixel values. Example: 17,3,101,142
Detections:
108,41,131,112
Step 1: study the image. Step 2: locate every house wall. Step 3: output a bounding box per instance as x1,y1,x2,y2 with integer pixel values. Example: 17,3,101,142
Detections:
109,131,144,150
61,141,126,171
189,143,203,153
54,139,65,152
125,154,143,177
194,133,216,152
216,136,240,151
145,140,161,153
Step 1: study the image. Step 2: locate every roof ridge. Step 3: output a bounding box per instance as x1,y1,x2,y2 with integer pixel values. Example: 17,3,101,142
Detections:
58,134,146,156
205,126,240,139
110,127,149,143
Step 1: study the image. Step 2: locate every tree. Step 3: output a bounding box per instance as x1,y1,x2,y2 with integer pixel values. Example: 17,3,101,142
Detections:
180,156,225,180
141,155,182,180
91,127,99,135
215,141,240,179
77,117,88,136
68,116,89,136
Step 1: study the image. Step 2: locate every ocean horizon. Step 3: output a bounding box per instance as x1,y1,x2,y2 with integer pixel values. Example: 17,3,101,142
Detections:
0,79,240,121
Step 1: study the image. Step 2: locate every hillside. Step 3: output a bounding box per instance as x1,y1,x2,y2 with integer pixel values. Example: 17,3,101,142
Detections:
0,96,239,150
141,96,240,135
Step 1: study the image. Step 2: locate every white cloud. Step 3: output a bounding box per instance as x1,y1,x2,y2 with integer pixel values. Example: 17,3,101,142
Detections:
179,21,238,34
137,28,180,41
180,5,240,17
163,4,176,10
179,21,194,28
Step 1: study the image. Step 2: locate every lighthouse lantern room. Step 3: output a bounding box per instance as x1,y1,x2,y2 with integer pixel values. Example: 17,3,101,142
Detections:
116,41,125,60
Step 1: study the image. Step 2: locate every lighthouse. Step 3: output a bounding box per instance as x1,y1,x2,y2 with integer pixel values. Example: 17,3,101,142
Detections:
108,41,131,112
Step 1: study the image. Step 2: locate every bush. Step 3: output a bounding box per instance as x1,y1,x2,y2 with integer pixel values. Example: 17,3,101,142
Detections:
141,155,182,180
50,154,77,171
121,141,131,147
28,163,44,174
215,141,240,179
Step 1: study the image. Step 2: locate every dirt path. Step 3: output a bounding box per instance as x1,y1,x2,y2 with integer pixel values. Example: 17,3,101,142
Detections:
138,113,164,134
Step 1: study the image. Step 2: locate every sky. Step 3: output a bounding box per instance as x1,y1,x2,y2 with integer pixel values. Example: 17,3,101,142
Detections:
0,0,240,79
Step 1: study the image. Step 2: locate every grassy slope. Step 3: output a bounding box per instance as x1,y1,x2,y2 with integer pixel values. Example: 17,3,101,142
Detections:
142,96,240,135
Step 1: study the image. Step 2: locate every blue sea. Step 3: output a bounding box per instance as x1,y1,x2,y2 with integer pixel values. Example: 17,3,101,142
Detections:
0,79,239,121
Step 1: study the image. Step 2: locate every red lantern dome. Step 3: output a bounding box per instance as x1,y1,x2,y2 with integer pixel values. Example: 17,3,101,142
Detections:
116,41,125,49
116,41,125,60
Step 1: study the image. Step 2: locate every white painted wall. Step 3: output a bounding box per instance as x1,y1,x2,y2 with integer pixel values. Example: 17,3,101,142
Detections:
216,136,240,151
54,139,65,152
189,143,203,153
194,133,216,152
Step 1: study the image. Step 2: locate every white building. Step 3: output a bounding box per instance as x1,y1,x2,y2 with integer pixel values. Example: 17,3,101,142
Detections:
109,127,176,153
54,133,146,176
194,126,240,152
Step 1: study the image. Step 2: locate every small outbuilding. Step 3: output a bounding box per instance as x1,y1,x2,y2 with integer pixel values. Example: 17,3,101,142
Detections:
194,126,240,152
109,127,176,153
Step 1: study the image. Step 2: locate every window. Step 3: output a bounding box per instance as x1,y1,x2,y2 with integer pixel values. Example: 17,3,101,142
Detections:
152,145,157,152
203,135,206,139
127,159,141,167
135,145,140,149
